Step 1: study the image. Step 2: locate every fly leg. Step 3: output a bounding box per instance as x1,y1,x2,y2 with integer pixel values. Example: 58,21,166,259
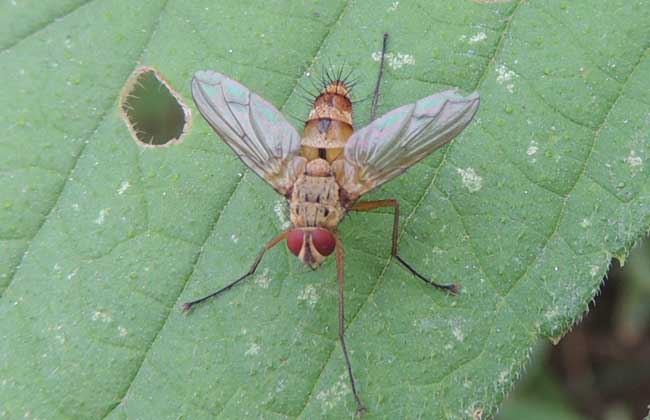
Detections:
370,32,389,122
351,200,459,294
334,233,366,416
182,230,290,312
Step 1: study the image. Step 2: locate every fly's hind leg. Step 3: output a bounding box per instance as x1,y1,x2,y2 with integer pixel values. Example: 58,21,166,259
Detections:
351,200,459,294
334,233,366,416
182,230,290,313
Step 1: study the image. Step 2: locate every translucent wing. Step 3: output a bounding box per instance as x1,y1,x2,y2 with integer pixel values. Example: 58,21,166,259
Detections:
335,90,480,200
191,70,304,195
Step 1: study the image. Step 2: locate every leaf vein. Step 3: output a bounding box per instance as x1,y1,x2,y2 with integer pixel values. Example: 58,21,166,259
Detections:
499,40,650,305
0,0,94,52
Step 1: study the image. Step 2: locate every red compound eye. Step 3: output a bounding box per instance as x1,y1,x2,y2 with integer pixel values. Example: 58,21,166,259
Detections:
312,228,336,256
287,229,304,256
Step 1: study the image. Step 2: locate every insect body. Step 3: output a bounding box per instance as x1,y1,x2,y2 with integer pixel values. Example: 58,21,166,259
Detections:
186,34,479,416
287,79,354,267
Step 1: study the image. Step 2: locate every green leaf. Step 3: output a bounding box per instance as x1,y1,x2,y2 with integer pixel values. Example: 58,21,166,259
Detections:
1,1,650,418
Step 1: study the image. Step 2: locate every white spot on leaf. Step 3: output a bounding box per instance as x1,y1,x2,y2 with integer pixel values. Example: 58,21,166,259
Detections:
496,64,517,93
117,181,130,195
371,51,415,69
94,208,109,225
527,141,538,156
387,1,399,11
316,374,348,411
624,150,642,167
67,267,79,280
245,343,260,356
468,32,487,44
457,168,483,192
91,311,112,323
298,284,319,308
255,268,271,289
452,325,465,342
118,325,128,337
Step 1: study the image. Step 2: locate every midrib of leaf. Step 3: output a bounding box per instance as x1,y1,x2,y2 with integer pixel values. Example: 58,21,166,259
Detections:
101,1,353,416
0,0,94,52
296,1,525,415
471,0,524,93
0,0,170,296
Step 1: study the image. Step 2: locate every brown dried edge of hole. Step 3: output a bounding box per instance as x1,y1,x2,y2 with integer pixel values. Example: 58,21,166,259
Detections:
119,66,192,148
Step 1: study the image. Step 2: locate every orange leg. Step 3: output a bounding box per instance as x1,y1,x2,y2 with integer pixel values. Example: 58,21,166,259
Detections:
334,233,366,416
183,229,290,312
351,200,459,294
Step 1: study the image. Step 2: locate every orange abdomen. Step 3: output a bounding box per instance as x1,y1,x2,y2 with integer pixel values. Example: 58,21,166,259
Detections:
301,81,354,162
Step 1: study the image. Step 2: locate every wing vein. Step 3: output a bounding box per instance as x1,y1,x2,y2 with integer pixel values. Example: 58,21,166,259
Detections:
340,92,479,199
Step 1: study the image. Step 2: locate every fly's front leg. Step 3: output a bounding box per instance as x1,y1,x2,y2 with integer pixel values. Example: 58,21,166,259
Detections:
334,233,366,416
351,200,459,294
182,230,290,313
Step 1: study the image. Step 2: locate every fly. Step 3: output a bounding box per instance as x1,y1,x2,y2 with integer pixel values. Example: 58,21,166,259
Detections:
185,33,480,416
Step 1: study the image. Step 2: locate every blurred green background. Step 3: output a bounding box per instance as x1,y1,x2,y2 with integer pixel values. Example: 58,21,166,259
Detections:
498,243,650,420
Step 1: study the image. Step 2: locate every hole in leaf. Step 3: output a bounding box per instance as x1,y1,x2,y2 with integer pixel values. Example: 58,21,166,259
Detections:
120,67,191,147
